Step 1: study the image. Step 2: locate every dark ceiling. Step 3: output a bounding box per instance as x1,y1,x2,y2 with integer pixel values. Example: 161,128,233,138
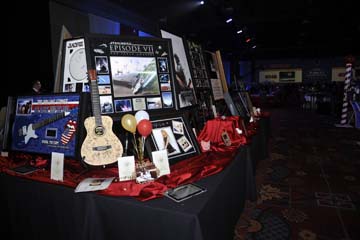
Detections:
113,0,360,59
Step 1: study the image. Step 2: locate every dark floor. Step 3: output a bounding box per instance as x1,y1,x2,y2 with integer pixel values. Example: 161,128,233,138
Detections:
234,107,360,240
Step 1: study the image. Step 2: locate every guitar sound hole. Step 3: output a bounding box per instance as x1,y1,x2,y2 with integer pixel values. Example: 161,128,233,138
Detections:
94,126,104,136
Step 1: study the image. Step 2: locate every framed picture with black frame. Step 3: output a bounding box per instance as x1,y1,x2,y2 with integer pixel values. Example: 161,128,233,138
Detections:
146,112,200,165
84,33,178,120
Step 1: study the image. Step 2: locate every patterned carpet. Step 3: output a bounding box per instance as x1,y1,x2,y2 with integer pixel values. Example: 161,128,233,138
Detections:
234,108,360,240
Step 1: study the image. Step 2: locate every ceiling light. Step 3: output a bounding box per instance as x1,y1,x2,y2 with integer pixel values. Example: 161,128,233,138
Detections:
252,45,256,49
226,18,232,23
200,1,204,5
237,30,243,34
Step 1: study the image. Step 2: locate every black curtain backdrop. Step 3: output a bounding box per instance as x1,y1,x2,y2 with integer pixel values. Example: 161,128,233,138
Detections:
5,1,53,106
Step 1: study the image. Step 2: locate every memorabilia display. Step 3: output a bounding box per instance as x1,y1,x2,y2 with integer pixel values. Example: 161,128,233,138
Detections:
11,92,89,159
186,40,210,89
160,30,197,108
61,37,89,93
146,112,200,164
81,70,123,166
84,33,178,115
204,51,224,100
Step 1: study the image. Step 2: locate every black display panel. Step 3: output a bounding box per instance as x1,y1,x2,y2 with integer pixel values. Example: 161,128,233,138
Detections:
84,34,178,118
10,93,89,159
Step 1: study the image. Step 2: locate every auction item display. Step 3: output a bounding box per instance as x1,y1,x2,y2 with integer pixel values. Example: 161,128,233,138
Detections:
81,69,123,166
61,37,89,93
160,30,197,108
11,93,89,159
146,112,200,164
84,34,178,115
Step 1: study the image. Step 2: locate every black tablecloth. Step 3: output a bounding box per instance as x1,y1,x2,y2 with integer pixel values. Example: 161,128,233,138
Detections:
1,117,270,240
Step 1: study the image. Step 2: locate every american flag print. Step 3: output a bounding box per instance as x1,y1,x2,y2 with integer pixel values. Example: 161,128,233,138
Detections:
61,119,77,145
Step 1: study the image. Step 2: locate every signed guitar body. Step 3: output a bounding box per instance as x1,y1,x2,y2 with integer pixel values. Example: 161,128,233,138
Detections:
80,69,123,166
81,115,123,166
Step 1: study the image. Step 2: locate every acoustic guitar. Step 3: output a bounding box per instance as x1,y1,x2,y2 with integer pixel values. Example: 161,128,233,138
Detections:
81,69,123,166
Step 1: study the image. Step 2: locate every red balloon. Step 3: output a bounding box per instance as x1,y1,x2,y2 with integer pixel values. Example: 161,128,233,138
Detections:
137,119,152,137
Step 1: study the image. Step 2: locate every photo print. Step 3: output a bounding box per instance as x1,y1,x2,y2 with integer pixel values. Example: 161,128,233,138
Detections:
98,75,111,84
98,85,112,95
99,95,114,114
159,74,170,83
95,56,109,74
64,83,76,92
177,136,193,152
110,56,160,97
152,127,181,156
160,82,171,91
115,99,132,112
162,92,173,108
158,58,169,73
172,120,184,135
147,97,162,110
16,98,33,115
132,98,146,111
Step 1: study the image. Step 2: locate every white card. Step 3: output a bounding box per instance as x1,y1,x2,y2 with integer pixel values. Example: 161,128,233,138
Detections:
75,177,114,193
152,150,170,177
50,152,64,181
117,156,136,181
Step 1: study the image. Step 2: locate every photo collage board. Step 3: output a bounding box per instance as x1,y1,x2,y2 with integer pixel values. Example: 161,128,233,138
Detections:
84,34,178,116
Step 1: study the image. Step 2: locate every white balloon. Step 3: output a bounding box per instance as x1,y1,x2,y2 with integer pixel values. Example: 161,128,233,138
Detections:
135,110,150,124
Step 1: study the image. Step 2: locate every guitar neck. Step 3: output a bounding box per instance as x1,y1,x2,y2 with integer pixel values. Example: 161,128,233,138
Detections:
89,75,103,127
33,112,66,130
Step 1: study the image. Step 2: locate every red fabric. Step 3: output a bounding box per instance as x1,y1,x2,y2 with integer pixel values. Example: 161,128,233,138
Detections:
0,115,269,201
197,116,247,152
0,148,238,201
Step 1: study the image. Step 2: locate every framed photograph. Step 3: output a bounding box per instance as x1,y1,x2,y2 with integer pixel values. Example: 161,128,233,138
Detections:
160,30,197,108
146,112,200,165
84,33,178,117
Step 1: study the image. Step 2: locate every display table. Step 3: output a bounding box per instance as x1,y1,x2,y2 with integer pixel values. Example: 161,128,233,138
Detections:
1,147,248,240
1,117,270,240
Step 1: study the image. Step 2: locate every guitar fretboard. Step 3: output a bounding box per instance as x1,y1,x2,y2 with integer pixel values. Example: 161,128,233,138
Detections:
33,112,66,130
90,77,103,127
